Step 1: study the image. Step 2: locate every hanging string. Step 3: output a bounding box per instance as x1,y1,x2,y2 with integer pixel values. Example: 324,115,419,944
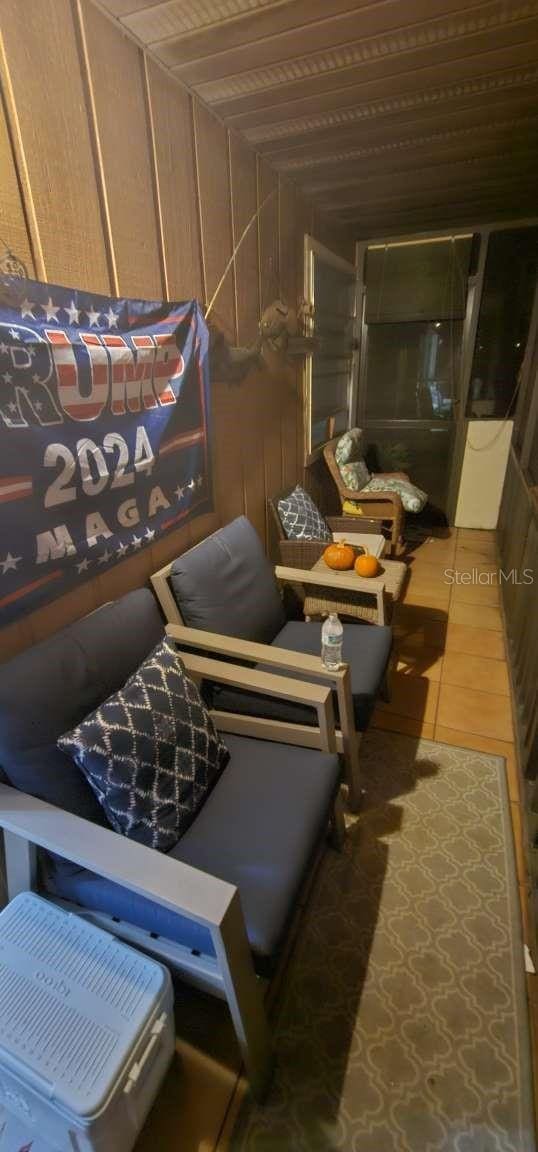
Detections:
0,236,28,279
204,188,278,321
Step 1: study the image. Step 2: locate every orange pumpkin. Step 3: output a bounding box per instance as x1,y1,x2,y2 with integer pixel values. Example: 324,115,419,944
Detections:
323,540,355,571
355,551,380,578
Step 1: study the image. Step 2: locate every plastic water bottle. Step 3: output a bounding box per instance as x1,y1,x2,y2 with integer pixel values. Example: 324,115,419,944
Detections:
321,612,343,670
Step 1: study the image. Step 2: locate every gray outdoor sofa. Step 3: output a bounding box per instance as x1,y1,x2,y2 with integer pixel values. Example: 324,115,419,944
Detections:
0,588,344,1098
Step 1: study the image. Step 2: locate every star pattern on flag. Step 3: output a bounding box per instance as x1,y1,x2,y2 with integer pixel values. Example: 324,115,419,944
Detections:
1,552,22,575
116,542,129,559
20,298,36,319
144,527,155,542
98,548,112,565
86,306,101,327
105,307,119,328
131,534,143,550
43,296,60,323
174,485,185,501
65,300,80,325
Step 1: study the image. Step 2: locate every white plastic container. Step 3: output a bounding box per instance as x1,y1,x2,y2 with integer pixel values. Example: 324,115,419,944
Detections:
0,892,175,1152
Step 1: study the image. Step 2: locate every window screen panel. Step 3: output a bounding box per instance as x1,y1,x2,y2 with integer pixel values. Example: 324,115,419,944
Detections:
365,237,472,323
365,320,463,421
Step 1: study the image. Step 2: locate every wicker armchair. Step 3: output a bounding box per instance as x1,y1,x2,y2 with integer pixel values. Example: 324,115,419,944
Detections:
323,437,407,555
268,488,383,569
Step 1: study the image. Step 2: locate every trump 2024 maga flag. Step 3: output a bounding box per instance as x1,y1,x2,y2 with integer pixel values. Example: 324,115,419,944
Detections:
0,277,212,626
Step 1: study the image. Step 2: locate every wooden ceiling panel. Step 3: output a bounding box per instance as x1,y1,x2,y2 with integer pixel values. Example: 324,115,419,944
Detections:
301,143,538,197
215,25,538,123
167,0,477,83
258,90,538,173
346,193,538,233
250,68,538,154
277,115,538,177
126,0,282,45
316,156,538,206
94,0,538,233
145,0,379,63
324,171,538,213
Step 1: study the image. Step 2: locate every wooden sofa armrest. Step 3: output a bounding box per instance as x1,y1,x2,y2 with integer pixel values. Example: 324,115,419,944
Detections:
166,623,349,683
0,782,235,927
0,781,273,1095
181,652,336,752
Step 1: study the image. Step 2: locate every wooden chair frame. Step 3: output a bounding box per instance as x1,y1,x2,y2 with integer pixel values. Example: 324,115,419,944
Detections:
323,436,406,555
152,551,389,810
0,649,342,1101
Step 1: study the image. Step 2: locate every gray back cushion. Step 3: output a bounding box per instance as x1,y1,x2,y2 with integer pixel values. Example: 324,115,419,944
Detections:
170,516,286,643
0,589,164,820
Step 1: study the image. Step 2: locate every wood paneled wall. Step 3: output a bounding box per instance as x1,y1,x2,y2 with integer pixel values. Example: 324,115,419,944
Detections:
0,0,352,660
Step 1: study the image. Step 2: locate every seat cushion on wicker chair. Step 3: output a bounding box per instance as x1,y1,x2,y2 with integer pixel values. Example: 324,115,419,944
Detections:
361,476,427,513
303,558,408,624
42,733,340,968
210,620,392,733
277,486,332,542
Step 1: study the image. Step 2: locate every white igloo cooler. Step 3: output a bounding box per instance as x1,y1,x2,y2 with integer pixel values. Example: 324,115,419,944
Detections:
0,892,175,1152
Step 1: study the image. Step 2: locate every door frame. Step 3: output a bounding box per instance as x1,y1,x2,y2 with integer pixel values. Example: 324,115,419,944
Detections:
303,234,360,465
354,217,538,522
354,225,481,523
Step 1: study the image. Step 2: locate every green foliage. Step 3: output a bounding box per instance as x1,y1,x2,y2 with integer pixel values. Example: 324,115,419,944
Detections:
378,441,412,472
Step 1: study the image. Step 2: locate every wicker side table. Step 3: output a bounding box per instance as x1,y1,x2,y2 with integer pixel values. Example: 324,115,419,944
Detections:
303,555,408,624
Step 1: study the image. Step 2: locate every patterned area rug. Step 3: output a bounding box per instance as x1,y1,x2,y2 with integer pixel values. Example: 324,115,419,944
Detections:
231,731,535,1152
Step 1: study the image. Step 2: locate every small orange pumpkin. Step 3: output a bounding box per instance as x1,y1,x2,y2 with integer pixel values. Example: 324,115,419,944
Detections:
355,551,380,578
323,540,355,571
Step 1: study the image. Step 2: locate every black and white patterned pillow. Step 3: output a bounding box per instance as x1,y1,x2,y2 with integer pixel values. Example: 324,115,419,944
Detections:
277,485,332,542
58,638,229,852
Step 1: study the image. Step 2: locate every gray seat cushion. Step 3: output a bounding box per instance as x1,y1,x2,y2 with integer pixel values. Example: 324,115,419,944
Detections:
210,620,392,732
41,733,340,968
170,516,286,643
0,589,164,821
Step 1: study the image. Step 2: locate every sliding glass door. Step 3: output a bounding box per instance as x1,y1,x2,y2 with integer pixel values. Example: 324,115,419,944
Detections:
356,234,475,519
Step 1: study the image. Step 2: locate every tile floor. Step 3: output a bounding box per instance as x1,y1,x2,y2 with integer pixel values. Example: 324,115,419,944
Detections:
137,526,537,1151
